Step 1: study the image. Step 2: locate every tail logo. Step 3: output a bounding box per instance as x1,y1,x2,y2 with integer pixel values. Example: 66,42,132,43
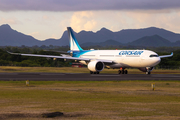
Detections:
67,27,83,51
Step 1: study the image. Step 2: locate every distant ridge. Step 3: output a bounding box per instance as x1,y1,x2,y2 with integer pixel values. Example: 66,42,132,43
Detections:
129,35,172,47
0,24,40,46
0,24,180,47
81,39,122,47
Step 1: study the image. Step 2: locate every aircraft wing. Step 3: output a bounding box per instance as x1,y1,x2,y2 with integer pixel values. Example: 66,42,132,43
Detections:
159,52,173,58
7,51,113,63
43,50,69,54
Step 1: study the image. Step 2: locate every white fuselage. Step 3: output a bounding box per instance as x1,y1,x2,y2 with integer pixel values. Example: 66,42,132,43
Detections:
77,50,161,68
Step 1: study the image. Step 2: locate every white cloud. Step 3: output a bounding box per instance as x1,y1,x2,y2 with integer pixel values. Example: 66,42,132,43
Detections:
69,10,180,34
84,20,97,30
70,11,97,32
0,17,21,25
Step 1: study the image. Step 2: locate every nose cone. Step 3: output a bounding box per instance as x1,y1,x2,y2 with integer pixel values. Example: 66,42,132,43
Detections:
152,57,161,66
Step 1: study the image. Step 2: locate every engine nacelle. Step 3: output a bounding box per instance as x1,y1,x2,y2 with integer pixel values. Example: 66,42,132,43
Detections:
138,67,154,72
87,61,104,72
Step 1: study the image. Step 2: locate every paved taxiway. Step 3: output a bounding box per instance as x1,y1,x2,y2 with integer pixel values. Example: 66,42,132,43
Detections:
0,73,179,81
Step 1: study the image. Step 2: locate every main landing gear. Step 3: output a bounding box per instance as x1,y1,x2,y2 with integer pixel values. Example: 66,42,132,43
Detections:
118,69,128,74
90,71,99,74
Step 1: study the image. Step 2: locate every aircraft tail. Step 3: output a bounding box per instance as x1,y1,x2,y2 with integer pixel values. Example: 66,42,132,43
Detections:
67,27,83,51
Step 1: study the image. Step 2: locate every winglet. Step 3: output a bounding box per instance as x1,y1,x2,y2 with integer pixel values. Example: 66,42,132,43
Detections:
7,51,21,55
159,52,173,58
7,51,11,54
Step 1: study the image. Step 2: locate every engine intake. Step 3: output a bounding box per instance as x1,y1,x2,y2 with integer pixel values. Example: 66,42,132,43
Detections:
88,61,104,72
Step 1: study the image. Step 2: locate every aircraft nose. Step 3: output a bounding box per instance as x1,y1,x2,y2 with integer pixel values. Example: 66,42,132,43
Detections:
153,57,161,66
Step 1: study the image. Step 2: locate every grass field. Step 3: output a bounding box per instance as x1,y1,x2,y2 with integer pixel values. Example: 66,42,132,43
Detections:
0,66,180,119
0,66,180,74
0,81,180,120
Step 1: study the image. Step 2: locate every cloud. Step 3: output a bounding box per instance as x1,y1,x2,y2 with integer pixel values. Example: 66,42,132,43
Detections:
0,0,180,12
0,18,21,25
68,10,180,35
1,9,180,40
70,11,97,32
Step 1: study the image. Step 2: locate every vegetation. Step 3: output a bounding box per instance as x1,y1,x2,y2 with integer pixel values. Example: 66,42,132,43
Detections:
0,81,179,119
0,66,180,74
0,46,180,69
0,46,71,67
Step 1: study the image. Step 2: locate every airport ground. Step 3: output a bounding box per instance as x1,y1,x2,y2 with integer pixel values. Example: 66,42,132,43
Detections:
0,66,180,74
0,80,180,120
0,66,180,119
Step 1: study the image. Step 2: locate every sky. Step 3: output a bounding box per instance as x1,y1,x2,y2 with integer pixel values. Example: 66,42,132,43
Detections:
0,0,180,40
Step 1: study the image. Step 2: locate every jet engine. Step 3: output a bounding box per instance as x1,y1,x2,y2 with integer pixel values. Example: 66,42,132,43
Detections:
87,61,104,72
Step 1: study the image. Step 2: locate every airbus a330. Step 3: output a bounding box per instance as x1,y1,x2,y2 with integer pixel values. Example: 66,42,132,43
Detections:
8,27,173,74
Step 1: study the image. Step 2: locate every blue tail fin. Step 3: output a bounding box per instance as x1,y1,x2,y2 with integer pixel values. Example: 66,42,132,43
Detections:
67,27,83,51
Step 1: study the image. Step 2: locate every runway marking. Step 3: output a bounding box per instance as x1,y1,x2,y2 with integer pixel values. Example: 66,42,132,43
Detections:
91,75,121,77
0,73,180,81
40,73,65,75
151,75,180,78
0,73,18,75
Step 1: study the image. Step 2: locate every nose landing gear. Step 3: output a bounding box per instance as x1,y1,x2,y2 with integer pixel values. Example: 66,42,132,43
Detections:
146,71,151,75
145,67,154,75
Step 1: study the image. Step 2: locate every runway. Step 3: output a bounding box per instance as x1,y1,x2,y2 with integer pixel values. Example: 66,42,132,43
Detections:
0,73,180,81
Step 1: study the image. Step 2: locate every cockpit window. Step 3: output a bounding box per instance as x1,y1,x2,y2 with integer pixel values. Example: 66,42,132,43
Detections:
149,54,159,57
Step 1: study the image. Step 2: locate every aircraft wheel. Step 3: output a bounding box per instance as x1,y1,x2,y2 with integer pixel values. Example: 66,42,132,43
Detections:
146,72,151,75
122,70,124,74
94,72,97,74
118,70,121,74
97,72,99,74
90,71,93,74
125,70,128,74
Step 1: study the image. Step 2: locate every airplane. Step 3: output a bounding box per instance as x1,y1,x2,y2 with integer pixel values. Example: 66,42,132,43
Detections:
8,27,173,74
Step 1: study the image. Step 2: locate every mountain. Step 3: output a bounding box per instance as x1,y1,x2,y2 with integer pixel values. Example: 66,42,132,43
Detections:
67,28,116,44
1,24,180,47
0,24,69,46
129,35,172,47
56,27,180,45
68,27,180,44
172,40,180,46
0,24,41,46
81,39,122,47
99,39,122,46
113,27,180,43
